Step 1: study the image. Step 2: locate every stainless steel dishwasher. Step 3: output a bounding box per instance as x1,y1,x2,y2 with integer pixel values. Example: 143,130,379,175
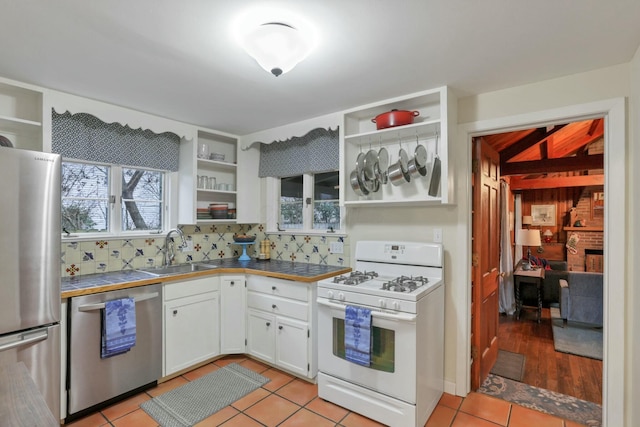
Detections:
66,283,162,421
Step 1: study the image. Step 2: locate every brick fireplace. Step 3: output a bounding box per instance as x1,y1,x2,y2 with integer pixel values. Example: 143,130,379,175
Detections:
566,228,604,271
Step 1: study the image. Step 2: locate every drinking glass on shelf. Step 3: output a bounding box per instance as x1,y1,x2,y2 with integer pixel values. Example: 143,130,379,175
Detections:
207,176,217,190
197,175,206,189
197,143,209,159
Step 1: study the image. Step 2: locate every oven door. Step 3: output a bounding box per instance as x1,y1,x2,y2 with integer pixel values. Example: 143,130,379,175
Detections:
317,298,417,404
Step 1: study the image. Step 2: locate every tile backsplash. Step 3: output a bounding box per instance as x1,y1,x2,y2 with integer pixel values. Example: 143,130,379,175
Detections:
61,223,349,277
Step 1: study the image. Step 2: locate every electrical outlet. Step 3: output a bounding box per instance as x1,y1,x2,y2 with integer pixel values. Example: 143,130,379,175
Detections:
433,228,443,243
330,242,344,254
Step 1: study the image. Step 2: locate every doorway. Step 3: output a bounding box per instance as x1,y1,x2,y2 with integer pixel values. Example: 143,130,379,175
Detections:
471,118,604,403
456,98,626,427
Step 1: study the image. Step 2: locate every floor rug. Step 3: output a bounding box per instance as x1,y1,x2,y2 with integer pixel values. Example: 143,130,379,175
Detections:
550,307,603,360
479,373,602,427
141,363,270,427
490,350,525,382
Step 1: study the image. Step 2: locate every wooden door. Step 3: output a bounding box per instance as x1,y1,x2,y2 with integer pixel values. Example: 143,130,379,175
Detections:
470,137,501,390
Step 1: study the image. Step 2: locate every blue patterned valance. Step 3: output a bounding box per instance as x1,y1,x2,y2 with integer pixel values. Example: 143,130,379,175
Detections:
258,127,339,178
52,111,180,171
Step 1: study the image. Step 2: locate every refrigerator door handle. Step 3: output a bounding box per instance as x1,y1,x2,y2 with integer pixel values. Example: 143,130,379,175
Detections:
0,329,49,352
77,291,160,312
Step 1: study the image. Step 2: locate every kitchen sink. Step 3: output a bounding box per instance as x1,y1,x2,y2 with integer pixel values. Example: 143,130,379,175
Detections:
136,263,218,277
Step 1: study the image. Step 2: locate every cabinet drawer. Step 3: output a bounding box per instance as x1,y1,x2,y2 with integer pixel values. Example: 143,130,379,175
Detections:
164,276,220,301
247,292,308,321
246,276,308,302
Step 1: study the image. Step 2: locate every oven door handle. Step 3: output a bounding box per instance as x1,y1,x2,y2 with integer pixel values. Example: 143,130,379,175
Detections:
317,299,417,322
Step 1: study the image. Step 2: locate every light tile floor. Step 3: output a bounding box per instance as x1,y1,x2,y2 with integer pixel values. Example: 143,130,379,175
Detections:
65,355,588,427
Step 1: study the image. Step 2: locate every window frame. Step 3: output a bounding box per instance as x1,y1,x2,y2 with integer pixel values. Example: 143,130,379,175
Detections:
265,171,345,235
61,158,175,240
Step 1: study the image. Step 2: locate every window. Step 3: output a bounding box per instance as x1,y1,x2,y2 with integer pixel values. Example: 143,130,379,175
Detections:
62,160,166,235
276,171,341,232
313,171,340,230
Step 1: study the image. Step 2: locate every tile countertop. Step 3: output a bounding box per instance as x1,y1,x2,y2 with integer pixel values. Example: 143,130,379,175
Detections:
61,259,351,298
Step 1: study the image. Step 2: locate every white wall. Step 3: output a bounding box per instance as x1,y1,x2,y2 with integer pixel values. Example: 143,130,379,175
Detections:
627,44,640,427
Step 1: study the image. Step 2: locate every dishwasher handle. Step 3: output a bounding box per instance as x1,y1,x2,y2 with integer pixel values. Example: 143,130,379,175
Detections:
0,329,49,352
77,291,160,312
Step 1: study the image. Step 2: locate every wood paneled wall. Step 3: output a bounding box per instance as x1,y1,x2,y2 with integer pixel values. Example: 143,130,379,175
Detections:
513,186,604,263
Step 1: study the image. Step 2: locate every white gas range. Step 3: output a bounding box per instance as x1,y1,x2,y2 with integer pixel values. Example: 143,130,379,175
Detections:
317,241,444,427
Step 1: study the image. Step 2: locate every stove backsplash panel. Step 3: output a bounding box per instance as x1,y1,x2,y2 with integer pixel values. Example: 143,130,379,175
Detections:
60,224,350,277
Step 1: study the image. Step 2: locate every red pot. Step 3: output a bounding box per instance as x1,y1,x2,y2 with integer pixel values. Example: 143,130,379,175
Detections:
371,109,420,130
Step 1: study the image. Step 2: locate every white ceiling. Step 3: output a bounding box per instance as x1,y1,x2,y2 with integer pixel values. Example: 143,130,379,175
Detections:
1,1,639,135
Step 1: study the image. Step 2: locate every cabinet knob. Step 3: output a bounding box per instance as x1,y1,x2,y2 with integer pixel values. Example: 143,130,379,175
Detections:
266,322,271,327
173,309,178,315
230,281,235,285
272,304,277,309
272,286,277,291
279,325,283,330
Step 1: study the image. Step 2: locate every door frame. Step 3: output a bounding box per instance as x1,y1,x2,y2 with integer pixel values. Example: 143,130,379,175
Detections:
454,98,625,427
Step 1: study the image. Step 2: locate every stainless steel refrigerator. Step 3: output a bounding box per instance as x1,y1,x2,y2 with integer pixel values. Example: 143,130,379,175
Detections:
0,147,61,420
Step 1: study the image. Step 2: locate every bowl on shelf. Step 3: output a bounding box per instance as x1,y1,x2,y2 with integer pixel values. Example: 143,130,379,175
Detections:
233,234,256,243
209,152,225,161
209,203,228,219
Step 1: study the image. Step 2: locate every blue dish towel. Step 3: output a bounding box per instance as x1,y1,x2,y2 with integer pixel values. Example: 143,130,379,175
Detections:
344,305,372,366
101,297,136,358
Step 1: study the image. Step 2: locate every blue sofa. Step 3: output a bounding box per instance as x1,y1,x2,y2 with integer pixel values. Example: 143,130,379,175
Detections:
559,271,604,327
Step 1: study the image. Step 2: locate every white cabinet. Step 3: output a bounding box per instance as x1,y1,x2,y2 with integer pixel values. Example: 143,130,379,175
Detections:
0,77,44,152
178,129,239,224
341,86,456,206
245,276,316,378
275,316,309,376
163,276,220,376
178,127,261,225
246,309,276,364
220,275,246,354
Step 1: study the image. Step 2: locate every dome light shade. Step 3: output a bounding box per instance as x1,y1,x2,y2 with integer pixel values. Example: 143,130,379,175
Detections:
239,22,315,76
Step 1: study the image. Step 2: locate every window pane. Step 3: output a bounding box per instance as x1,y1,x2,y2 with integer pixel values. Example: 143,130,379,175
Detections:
61,162,109,232
280,175,303,230
313,171,340,230
122,168,163,231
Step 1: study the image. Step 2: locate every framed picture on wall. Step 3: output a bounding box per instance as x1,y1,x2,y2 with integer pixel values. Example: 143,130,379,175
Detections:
531,204,556,226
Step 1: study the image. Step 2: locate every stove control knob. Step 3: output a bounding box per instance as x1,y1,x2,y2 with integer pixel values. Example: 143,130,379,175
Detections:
327,291,334,299
378,299,386,308
393,301,401,310
338,292,345,301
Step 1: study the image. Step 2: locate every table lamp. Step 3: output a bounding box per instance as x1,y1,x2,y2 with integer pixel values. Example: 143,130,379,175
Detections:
517,229,541,270
522,215,533,229
543,229,553,243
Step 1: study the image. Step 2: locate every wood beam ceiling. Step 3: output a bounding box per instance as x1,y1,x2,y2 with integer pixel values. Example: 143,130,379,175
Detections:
501,154,604,176
510,174,604,190
499,124,567,163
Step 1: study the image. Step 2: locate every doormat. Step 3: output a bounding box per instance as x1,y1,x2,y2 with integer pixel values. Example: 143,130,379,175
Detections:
550,307,603,360
141,363,270,427
490,350,525,382
479,373,602,427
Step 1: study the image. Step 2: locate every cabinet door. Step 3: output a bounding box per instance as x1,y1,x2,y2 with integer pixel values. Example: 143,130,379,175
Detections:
275,317,309,378
164,292,220,375
246,309,275,363
220,276,246,354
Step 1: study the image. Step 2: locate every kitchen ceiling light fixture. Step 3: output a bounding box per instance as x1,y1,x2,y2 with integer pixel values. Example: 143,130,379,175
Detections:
239,21,315,77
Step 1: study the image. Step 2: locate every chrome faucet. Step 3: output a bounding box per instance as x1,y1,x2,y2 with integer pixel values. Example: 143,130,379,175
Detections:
164,228,187,266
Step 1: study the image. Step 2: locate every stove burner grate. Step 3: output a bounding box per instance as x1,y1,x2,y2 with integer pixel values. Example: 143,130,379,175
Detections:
381,275,429,293
332,270,378,285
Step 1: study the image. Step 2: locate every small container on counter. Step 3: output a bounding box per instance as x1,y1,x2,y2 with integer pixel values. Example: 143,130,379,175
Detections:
259,240,271,260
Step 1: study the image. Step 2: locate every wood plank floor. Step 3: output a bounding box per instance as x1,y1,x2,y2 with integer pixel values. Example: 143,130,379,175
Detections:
497,307,603,404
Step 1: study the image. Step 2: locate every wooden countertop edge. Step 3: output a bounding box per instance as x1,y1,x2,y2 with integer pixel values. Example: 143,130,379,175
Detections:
61,266,352,299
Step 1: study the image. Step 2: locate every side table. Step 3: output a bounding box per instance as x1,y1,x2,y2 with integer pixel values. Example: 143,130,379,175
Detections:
514,265,545,323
